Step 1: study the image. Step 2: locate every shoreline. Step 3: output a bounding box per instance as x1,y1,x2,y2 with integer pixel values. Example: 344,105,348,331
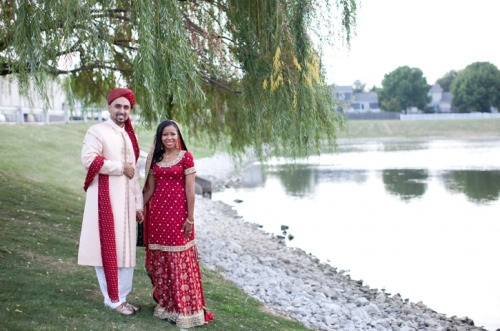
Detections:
194,152,488,331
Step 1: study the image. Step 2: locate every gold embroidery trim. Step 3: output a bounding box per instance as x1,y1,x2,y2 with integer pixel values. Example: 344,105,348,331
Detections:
153,306,205,328
184,167,196,175
156,150,186,168
148,240,196,252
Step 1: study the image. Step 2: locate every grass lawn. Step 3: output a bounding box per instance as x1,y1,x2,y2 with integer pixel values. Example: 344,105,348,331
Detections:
338,118,500,139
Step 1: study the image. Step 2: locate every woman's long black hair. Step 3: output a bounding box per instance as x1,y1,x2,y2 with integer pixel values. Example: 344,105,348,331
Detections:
152,120,188,163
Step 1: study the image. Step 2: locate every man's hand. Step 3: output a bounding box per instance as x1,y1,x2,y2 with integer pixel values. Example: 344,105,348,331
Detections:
123,162,135,179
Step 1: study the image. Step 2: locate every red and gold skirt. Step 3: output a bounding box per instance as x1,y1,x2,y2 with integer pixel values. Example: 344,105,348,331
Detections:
146,242,214,328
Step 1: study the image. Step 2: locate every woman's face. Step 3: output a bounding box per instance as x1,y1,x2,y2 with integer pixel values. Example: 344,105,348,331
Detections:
161,125,178,150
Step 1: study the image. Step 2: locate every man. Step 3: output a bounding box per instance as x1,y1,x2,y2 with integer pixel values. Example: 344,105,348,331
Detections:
78,88,143,315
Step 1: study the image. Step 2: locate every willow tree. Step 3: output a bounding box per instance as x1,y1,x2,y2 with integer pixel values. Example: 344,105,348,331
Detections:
1,0,357,158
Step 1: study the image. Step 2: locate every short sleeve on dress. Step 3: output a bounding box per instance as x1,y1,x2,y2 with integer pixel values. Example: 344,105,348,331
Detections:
183,151,196,175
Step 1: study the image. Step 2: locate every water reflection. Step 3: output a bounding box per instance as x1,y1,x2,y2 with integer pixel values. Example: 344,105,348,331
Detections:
265,166,500,205
271,165,318,197
214,138,500,330
268,166,368,197
441,170,500,204
317,169,368,184
382,169,429,201
239,164,266,187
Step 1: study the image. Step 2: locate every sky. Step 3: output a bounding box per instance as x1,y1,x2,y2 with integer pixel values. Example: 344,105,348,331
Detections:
322,0,500,89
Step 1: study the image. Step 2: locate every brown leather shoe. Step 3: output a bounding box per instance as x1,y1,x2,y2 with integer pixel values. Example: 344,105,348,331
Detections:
114,303,136,316
124,302,141,313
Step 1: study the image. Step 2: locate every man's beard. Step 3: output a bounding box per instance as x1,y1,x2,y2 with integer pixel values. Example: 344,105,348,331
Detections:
113,114,127,123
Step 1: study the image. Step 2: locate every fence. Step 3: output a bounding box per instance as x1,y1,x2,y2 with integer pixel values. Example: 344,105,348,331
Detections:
0,106,69,124
400,113,500,120
3,106,500,125
343,111,500,121
0,106,113,124
344,112,400,120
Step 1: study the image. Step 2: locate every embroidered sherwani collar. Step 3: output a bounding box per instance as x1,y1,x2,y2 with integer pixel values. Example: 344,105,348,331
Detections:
106,118,126,133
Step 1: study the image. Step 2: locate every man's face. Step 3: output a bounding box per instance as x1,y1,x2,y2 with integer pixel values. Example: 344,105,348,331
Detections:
108,97,131,126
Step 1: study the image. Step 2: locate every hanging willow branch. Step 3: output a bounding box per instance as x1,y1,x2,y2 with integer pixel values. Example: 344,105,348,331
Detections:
0,0,357,159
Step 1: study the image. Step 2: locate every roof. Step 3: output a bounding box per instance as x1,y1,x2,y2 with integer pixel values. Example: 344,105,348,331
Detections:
429,83,443,93
334,85,353,93
353,92,378,102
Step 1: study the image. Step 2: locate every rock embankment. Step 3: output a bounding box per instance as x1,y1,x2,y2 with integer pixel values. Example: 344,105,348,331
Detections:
193,153,488,331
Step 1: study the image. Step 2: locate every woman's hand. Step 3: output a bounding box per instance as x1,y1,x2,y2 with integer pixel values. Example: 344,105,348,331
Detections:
136,210,144,224
181,219,193,240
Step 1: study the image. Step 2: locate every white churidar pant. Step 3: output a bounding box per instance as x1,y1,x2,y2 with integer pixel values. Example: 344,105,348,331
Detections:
95,267,134,309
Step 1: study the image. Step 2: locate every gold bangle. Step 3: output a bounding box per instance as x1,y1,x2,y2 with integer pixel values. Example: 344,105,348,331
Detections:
185,218,194,225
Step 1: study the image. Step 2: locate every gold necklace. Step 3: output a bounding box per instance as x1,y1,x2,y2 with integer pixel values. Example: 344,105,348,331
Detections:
163,150,178,159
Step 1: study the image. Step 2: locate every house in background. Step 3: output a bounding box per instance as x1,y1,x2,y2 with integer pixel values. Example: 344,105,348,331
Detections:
0,77,115,123
332,85,380,113
351,92,380,112
332,85,353,112
334,83,458,113
428,83,453,112
0,77,68,123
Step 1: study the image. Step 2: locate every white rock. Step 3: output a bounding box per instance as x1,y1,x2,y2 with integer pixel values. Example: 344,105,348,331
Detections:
355,297,369,307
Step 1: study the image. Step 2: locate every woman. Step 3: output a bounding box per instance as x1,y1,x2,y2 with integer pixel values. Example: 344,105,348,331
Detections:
142,120,214,328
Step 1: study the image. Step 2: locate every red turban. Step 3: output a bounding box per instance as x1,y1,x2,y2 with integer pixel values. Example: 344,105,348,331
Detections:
107,88,135,109
106,88,140,160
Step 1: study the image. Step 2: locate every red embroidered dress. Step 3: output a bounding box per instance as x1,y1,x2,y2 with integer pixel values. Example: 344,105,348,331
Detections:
145,150,210,328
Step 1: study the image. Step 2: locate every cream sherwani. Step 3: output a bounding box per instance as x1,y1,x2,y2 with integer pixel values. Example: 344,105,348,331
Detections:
78,119,143,268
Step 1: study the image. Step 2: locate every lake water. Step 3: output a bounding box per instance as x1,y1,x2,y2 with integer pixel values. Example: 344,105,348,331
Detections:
212,137,500,331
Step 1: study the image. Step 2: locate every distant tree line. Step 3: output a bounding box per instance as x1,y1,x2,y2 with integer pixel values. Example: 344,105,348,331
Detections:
352,62,500,113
